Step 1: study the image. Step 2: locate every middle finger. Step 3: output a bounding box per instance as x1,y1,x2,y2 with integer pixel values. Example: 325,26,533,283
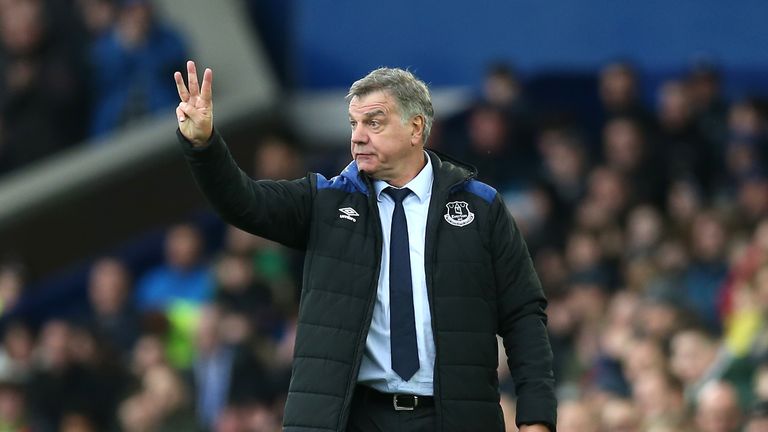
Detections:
187,60,200,97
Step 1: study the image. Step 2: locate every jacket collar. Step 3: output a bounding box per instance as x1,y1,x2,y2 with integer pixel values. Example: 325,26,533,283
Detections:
425,148,477,194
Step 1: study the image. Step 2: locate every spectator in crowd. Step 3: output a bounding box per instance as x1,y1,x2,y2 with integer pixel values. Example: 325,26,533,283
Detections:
222,225,299,319
695,380,743,432
58,412,97,432
480,62,527,114
26,320,124,431
213,252,282,340
683,211,730,332
719,99,767,196
753,364,768,406
192,306,235,428
536,125,588,208
670,326,728,403
736,175,768,229
438,63,537,188
631,367,687,426
597,61,653,129
666,178,704,238
506,182,569,255
577,166,630,233
599,398,641,432
86,257,140,357
601,116,666,206
745,400,768,432
65,325,132,430
557,400,599,432
655,79,715,193
686,62,728,157
720,221,768,360
0,0,88,174
75,0,117,38
26,320,76,430
624,204,664,260
253,131,305,181
0,360,29,431
0,321,34,378
130,332,167,377
723,123,764,184
437,62,528,141
442,102,539,187
119,364,200,431
89,0,186,136
135,223,212,312
0,261,25,316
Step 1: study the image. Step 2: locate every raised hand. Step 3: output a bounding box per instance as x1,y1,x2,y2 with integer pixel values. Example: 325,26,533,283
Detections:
175,60,213,147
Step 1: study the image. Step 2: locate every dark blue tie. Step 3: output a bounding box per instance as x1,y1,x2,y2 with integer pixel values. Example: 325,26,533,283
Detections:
384,187,419,381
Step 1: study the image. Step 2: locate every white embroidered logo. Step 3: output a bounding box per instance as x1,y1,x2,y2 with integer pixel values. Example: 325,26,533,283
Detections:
339,207,359,222
444,201,475,227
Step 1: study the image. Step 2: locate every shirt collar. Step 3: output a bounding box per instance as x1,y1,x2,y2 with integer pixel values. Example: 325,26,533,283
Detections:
374,152,433,203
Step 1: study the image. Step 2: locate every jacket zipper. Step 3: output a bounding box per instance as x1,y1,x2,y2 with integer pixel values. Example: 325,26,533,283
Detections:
424,173,474,432
338,180,383,430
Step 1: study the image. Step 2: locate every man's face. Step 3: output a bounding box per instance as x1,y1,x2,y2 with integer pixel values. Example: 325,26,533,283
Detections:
166,225,202,270
747,418,768,432
348,90,420,183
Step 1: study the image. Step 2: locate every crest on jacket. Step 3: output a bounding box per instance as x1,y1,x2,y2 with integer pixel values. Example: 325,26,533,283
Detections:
444,201,475,227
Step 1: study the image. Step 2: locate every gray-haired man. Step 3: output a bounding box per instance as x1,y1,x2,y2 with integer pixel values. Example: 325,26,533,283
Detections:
175,61,556,431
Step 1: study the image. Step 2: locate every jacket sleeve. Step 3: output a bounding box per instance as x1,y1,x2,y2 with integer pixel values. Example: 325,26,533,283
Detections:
179,129,313,250
490,195,557,431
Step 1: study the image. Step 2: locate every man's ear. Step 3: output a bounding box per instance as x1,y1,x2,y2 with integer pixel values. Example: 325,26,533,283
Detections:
410,115,425,146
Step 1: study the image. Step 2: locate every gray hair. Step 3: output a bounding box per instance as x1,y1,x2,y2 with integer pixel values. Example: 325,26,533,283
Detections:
346,67,434,145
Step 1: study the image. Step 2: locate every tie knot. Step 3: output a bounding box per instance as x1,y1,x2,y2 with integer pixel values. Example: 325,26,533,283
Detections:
384,187,412,204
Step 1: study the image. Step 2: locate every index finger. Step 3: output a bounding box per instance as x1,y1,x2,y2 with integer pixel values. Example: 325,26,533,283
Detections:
174,71,189,101
200,68,213,102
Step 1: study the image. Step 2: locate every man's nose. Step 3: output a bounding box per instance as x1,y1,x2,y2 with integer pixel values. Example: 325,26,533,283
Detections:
351,124,368,144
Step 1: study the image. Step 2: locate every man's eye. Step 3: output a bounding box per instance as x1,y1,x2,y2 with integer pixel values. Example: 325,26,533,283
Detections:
350,121,357,129
369,120,380,128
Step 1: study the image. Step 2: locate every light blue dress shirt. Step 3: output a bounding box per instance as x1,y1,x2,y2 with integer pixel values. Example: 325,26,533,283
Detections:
357,153,436,396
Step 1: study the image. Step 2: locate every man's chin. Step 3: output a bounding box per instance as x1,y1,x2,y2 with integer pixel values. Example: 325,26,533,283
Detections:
356,161,378,176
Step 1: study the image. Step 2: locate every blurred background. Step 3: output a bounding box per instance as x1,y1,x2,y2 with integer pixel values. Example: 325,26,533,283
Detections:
0,0,767,431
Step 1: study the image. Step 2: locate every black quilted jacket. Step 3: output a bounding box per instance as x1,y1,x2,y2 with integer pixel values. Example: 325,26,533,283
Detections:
180,130,557,432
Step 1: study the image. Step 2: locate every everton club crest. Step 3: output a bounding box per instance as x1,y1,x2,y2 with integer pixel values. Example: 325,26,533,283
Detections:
444,201,475,227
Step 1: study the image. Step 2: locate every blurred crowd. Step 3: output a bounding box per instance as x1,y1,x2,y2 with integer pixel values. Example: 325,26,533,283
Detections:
1,6,768,428
0,0,187,175
0,224,301,431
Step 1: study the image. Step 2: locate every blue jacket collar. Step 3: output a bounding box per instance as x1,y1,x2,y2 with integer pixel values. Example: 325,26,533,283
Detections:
340,160,370,194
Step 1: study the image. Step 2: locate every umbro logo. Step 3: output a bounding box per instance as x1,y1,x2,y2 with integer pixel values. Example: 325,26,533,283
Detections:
339,207,359,222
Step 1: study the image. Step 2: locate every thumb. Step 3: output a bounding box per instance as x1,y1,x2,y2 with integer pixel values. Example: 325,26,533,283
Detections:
177,101,203,123
176,104,187,122
178,101,193,116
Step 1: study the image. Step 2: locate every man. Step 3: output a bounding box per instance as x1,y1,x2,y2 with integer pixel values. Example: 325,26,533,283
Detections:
745,400,768,432
174,61,556,431
695,381,743,432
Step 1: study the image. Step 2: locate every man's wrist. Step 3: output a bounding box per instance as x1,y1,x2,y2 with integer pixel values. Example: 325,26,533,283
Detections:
519,424,552,432
189,129,214,148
